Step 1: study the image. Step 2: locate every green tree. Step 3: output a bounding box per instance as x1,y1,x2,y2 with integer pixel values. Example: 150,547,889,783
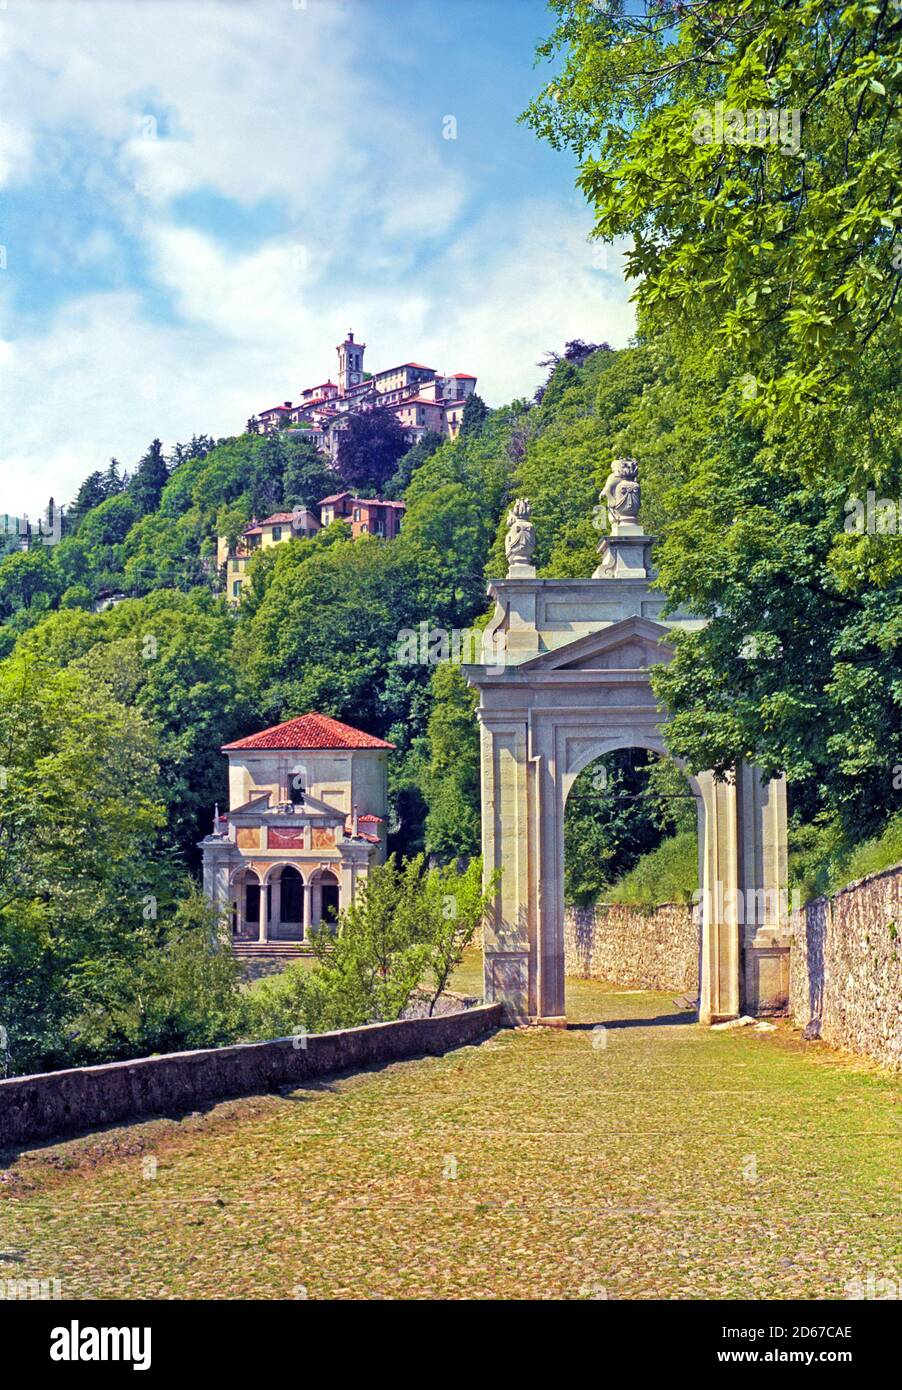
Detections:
385,430,443,498
0,653,163,1073
282,438,335,509
459,392,489,438
423,664,481,859
523,2,902,859
246,855,494,1036
102,458,126,497
68,470,106,529
524,0,902,420
129,438,169,516
0,549,64,625
336,409,410,495
73,885,244,1061
242,531,422,730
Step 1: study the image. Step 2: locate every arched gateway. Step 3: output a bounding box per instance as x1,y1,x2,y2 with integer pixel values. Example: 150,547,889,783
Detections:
464,465,791,1027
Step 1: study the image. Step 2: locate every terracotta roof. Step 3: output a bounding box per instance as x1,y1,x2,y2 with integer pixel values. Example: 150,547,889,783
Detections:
259,404,291,413
450,372,476,379
257,512,297,526
351,498,406,509
223,713,395,752
318,491,352,505
374,362,435,378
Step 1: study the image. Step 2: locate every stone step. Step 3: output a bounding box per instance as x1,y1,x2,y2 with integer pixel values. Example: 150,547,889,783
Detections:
231,942,310,958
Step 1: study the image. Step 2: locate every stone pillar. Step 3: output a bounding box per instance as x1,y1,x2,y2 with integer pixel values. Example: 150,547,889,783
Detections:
536,755,567,1024
258,880,268,944
697,771,742,1024
737,765,791,1014
302,881,311,939
270,876,281,941
480,715,532,1024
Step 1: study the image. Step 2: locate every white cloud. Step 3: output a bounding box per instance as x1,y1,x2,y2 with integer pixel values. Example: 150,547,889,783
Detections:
0,208,635,514
0,1,636,514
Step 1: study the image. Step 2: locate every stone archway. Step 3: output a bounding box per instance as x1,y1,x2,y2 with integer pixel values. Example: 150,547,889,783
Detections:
230,867,262,941
265,864,304,941
309,868,341,927
464,482,791,1027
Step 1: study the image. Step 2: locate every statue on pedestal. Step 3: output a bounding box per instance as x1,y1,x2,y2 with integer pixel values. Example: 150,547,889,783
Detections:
505,497,536,577
601,456,641,530
593,457,652,579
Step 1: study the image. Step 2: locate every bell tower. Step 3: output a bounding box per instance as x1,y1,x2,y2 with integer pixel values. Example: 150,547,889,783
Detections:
336,329,365,395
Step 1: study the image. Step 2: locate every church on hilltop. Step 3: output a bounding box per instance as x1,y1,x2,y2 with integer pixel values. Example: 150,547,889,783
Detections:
252,329,477,458
200,712,393,955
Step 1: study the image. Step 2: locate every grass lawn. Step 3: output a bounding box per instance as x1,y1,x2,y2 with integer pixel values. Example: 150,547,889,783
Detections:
1,959,899,1300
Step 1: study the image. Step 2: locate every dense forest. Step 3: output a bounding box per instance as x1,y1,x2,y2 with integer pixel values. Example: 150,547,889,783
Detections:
2,0,899,1075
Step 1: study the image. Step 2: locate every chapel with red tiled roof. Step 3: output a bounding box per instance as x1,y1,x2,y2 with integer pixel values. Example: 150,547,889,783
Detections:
223,712,395,752
202,711,393,955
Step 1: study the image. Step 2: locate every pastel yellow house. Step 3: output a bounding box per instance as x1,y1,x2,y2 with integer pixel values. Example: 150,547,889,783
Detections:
200,713,393,952
217,509,321,604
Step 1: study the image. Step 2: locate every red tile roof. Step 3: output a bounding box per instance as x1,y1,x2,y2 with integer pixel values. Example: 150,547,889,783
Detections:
450,372,476,379
223,713,395,752
318,491,353,505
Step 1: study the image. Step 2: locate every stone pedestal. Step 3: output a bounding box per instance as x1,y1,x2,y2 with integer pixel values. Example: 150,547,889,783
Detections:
593,526,655,581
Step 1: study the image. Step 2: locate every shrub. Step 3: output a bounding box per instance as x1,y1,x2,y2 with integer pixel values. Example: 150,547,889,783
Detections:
602,831,698,907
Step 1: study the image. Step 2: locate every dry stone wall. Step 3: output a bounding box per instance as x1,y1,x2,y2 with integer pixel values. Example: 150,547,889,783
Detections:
791,866,902,1070
564,902,699,993
0,1004,503,1150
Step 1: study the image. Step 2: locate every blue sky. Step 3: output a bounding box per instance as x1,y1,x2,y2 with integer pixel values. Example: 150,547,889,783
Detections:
0,0,634,514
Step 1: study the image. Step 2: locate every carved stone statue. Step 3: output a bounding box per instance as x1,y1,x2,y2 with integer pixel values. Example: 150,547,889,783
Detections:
593,456,652,579
601,456,641,530
505,497,536,576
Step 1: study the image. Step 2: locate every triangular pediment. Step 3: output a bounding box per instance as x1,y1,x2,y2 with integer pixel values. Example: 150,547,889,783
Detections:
230,791,345,822
230,792,273,815
517,616,674,673
284,793,345,820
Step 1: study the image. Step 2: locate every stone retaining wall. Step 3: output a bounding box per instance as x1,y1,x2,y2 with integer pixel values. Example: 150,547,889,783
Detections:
791,866,902,1070
564,902,699,992
0,1004,503,1150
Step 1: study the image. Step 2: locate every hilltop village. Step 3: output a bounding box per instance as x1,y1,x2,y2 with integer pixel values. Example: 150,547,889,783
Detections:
250,329,477,458
215,330,480,602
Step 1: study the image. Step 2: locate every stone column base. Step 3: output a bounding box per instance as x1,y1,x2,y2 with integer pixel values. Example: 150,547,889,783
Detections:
744,935,791,1016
